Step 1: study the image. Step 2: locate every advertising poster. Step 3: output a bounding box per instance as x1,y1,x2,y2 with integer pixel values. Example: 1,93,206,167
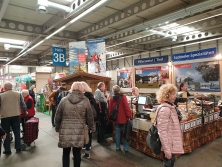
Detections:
117,69,132,88
174,61,220,92
69,41,86,74
86,38,106,76
135,66,169,88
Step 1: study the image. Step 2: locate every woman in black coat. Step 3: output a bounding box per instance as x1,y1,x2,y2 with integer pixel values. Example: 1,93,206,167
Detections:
29,85,36,104
81,82,98,159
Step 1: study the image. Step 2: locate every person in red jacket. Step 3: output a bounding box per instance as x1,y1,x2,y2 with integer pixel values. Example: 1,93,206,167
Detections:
20,89,35,134
108,85,131,153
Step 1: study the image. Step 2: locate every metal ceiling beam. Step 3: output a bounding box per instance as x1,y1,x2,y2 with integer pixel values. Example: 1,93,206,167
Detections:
104,0,222,42
107,26,222,61
0,19,77,39
78,0,167,39
145,27,222,50
0,0,10,22
107,11,222,51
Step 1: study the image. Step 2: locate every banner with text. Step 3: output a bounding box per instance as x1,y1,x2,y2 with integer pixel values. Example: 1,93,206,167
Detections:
134,55,168,66
86,38,106,76
117,69,132,88
135,66,169,88
52,45,66,66
69,41,86,74
172,47,217,62
174,61,220,92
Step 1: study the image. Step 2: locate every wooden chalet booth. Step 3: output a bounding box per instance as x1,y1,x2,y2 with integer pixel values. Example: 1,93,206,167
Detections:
53,71,111,93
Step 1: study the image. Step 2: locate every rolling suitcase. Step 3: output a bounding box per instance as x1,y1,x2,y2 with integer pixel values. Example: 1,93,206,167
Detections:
24,117,39,144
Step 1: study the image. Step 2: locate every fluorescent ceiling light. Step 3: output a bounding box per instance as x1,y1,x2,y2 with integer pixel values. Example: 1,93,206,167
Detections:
0,38,25,45
5,0,108,66
46,26,67,39
173,26,200,34
160,23,179,30
27,40,45,52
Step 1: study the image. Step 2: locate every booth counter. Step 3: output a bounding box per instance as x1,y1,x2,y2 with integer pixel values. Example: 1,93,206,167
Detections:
113,112,222,160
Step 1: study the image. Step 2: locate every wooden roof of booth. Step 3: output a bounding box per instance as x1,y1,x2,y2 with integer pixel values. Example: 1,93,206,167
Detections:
53,71,111,82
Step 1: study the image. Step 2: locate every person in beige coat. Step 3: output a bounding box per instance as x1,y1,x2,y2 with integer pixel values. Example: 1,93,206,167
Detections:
156,84,184,167
55,82,94,167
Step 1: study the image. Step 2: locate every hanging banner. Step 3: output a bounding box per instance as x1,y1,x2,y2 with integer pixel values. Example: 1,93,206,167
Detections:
52,45,66,66
134,55,168,66
172,47,217,62
69,41,86,74
86,38,106,76
174,61,220,92
135,66,169,88
117,69,132,88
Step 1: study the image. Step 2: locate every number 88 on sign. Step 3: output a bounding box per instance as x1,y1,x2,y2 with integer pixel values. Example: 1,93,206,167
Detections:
52,46,66,66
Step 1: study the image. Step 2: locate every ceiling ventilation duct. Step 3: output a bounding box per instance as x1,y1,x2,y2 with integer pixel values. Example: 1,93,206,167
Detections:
36,0,71,13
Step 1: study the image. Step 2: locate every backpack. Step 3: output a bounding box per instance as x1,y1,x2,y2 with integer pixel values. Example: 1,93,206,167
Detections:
56,91,69,107
109,96,122,121
146,106,165,155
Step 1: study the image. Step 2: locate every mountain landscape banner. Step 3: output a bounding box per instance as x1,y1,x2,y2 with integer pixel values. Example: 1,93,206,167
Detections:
174,61,220,92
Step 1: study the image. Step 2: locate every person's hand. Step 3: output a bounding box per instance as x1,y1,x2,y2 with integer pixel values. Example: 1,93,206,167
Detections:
90,130,92,133
165,153,172,159
2,134,6,140
26,111,28,115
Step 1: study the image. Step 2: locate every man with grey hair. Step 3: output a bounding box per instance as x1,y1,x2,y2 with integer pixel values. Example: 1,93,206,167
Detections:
0,82,27,154
94,82,110,146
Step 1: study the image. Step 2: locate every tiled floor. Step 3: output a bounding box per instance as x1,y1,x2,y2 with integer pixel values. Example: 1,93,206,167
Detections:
1,112,222,167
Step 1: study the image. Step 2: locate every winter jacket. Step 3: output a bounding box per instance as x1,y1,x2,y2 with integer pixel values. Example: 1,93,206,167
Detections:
55,90,94,148
108,94,131,124
84,92,99,121
54,87,67,103
156,103,184,159
20,95,35,118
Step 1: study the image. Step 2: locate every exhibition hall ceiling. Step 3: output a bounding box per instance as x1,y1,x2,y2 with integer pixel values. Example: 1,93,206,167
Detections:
0,0,222,66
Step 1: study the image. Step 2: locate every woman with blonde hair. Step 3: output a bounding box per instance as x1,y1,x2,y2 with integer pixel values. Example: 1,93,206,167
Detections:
55,82,94,167
156,84,184,167
80,81,98,159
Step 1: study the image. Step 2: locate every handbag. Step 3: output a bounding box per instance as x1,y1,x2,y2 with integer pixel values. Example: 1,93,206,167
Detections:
73,105,89,144
146,106,165,155
109,96,122,121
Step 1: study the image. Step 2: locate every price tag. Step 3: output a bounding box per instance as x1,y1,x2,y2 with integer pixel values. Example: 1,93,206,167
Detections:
214,112,219,120
190,119,196,128
132,119,139,129
204,115,209,124
196,118,202,126
209,114,214,122
184,122,191,131
180,123,185,132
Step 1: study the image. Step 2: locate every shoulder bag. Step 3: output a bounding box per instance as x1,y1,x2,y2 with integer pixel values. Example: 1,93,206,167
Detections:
73,104,89,145
146,106,165,155
109,96,122,121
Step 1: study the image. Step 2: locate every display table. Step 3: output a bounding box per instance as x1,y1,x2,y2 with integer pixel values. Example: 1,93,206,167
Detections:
112,117,222,160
